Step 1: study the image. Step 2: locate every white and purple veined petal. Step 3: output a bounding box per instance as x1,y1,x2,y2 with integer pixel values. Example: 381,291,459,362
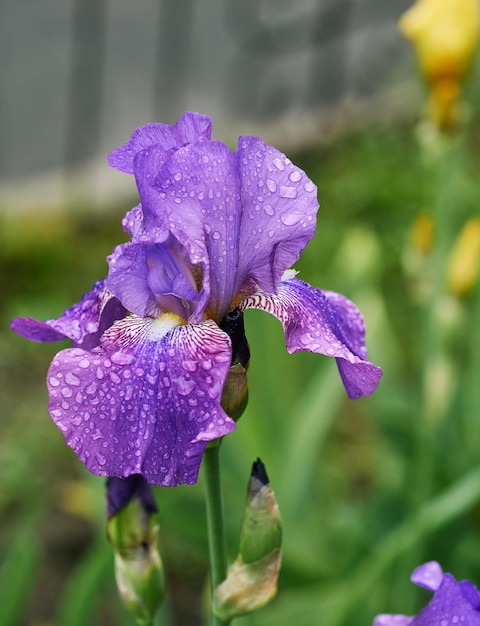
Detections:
11,279,127,350
47,314,235,486
238,274,382,399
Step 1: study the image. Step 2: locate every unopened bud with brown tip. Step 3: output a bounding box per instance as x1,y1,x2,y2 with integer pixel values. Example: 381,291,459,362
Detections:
214,459,282,620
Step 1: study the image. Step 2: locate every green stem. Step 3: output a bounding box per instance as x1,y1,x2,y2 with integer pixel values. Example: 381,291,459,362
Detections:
203,443,231,626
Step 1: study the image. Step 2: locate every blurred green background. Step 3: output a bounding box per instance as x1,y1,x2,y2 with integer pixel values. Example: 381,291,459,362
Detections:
3,95,480,625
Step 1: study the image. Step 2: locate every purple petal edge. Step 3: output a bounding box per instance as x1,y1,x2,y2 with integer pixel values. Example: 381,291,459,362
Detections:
239,276,382,399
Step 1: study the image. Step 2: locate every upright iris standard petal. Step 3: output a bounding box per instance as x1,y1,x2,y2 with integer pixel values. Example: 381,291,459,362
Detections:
239,275,382,399
236,136,318,297
146,136,318,322
47,316,235,486
11,279,127,349
108,111,212,175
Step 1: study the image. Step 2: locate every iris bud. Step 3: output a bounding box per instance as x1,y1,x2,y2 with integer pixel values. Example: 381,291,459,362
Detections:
106,476,164,626
220,309,250,421
214,459,282,620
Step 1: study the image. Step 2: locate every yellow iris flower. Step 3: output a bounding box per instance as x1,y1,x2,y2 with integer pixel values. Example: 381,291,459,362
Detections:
399,0,480,129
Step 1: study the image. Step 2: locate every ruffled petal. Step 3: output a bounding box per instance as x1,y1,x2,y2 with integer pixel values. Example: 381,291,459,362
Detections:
238,276,382,399
11,279,127,349
47,315,235,486
108,111,212,175
236,135,318,295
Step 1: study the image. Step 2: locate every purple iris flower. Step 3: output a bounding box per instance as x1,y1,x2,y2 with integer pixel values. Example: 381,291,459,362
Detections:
11,111,382,487
374,561,480,625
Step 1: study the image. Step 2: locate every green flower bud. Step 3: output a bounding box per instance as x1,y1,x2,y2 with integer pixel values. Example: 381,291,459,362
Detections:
220,309,250,421
106,476,164,626
214,459,282,620
239,459,282,563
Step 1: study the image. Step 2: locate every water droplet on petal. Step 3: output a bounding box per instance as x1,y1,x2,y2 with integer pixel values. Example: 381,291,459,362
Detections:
279,185,297,199
266,179,277,192
273,157,284,171
304,180,316,192
289,170,302,182
264,204,275,216
110,352,134,365
95,452,107,466
65,372,81,386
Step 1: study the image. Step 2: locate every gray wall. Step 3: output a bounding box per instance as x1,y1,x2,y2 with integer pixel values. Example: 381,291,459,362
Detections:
1,0,414,212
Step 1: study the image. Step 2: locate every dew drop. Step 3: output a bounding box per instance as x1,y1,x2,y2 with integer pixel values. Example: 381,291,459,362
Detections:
49,376,60,387
266,179,277,192
95,452,107,466
304,180,316,192
111,352,134,366
289,170,302,182
272,157,284,171
280,210,304,226
212,231,221,240
65,372,81,386
279,185,297,199
173,172,182,181
264,204,275,216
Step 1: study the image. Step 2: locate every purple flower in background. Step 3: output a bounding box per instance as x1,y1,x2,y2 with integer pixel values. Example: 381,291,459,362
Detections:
374,561,480,626
11,112,382,487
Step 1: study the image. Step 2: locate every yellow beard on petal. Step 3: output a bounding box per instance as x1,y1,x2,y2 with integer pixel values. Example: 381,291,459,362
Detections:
149,313,186,340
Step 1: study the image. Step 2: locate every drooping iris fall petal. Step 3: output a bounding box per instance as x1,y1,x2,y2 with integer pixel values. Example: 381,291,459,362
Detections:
48,316,235,485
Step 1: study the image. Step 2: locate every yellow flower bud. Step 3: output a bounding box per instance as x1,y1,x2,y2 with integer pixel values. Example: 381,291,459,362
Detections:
399,0,480,129
447,218,480,295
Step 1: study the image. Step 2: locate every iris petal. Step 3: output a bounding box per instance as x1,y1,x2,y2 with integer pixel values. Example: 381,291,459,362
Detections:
239,276,382,399
236,135,318,295
108,111,212,175
147,136,318,322
47,315,235,486
373,616,414,625
11,279,126,349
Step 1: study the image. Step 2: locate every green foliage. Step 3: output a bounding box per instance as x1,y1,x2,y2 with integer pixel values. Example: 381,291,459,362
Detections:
2,121,480,624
